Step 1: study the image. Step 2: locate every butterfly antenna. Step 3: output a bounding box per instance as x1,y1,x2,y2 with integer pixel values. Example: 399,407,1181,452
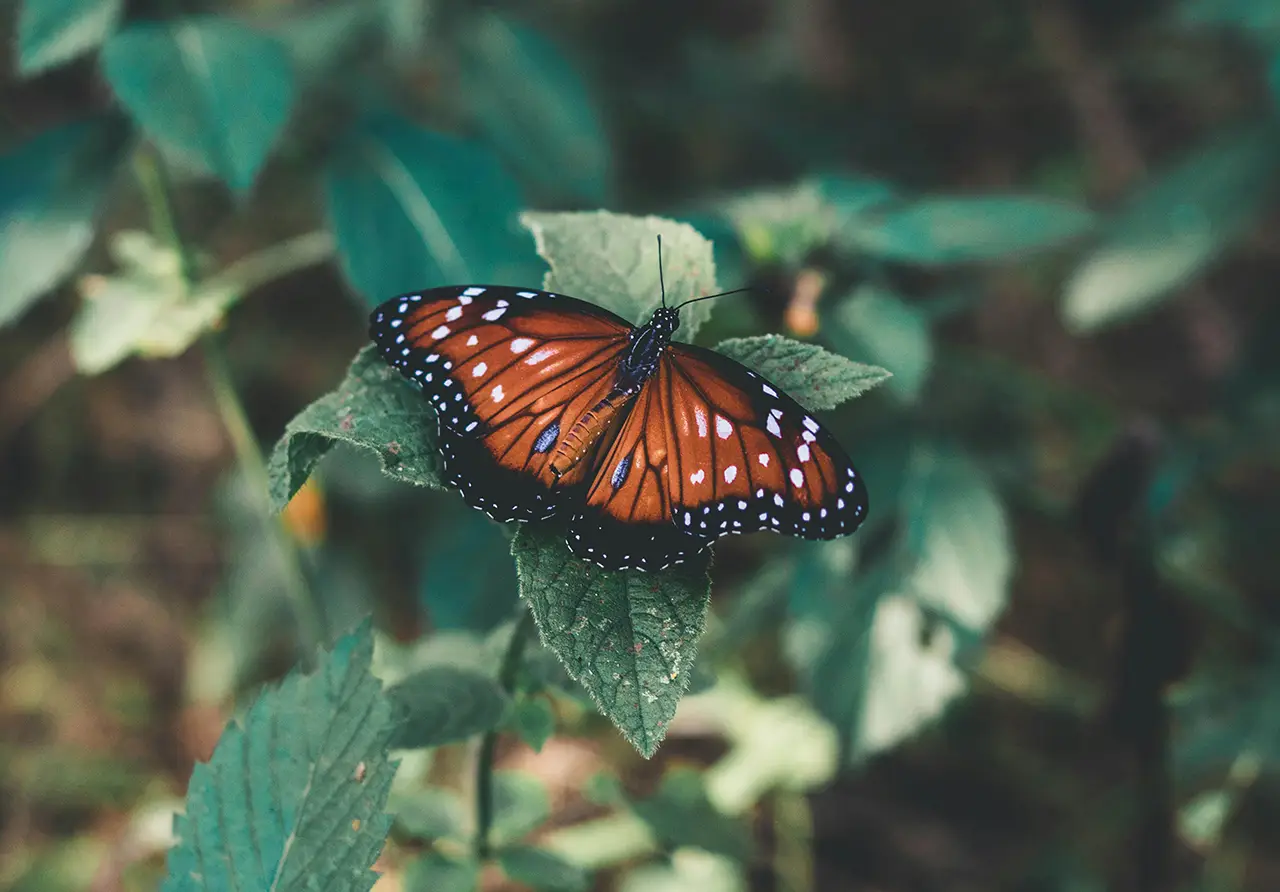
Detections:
673,286,754,311
657,234,667,308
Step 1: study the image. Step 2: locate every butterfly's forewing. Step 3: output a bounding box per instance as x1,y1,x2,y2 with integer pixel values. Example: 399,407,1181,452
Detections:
371,285,631,522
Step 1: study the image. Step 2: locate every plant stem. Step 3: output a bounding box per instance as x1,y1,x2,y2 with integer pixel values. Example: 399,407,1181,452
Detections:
132,143,326,664
474,607,538,860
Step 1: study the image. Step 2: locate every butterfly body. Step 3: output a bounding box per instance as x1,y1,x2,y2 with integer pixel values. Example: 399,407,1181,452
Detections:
370,285,868,571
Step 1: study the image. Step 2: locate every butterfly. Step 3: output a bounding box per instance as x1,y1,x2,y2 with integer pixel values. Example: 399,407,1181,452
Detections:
369,271,868,571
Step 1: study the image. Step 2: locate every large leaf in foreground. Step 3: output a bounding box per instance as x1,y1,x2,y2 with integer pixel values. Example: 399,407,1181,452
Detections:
512,526,711,757
714,335,890,411
0,115,131,328
267,346,443,511
521,211,719,338
163,620,398,892
17,0,122,75
102,17,294,193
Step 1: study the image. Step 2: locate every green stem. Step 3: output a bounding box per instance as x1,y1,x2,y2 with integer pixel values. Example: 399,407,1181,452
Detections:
132,143,326,664
474,607,537,860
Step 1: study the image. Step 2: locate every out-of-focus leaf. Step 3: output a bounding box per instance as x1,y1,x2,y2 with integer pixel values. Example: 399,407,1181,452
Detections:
499,846,591,892
403,852,480,892
902,446,1012,630
266,345,444,512
1180,0,1280,40
1179,789,1234,849
829,286,932,402
274,0,384,79
390,787,466,841
386,666,510,749
326,116,535,306
511,526,711,757
520,211,719,338
844,196,1095,264
714,335,891,410
162,621,397,892
812,173,898,221
69,229,262,374
493,770,552,843
619,849,746,892
630,769,750,861
722,182,831,266
1063,123,1280,332
102,18,294,193
17,0,122,74
0,115,130,328
510,695,556,752
1172,655,1280,780
459,15,610,203
419,510,518,631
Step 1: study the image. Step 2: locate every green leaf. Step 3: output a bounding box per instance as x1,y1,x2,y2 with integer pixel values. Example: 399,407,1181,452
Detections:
459,15,610,203
520,211,720,339
630,769,750,861
499,845,590,892
511,526,711,758
721,182,832,265
493,770,552,843
828,286,932,402
102,18,294,193
266,346,444,512
1180,0,1280,40
811,173,898,220
17,0,122,75
402,851,480,892
1063,124,1280,332
902,446,1012,631
0,115,131,328
419,510,519,631
386,666,511,749
162,620,398,892
510,694,556,752
713,335,891,411
325,116,535,306
390,787,466,841
844,195,1096,265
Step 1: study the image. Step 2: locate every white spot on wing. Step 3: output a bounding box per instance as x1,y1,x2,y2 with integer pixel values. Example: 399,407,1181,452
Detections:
431,325,449,339
790,468,804,487
446,306,463,321
482,307,507,321
526,347,555,365
762,383,777,397
694,407,708,438
472,362,487,377
689,469,705,485
797,444,811,462
803,416,819,432
766,415,782,437
715,415,733,439
466,335,478,346
724,465,737,483
463,287,485,296
491,384,504,402
510,338,534,353
758,453,770,467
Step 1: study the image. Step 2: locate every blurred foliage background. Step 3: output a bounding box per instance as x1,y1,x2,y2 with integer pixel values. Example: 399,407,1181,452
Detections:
2,0,1280,889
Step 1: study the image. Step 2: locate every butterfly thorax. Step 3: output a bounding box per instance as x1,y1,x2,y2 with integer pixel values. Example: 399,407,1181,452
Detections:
548,306,680,481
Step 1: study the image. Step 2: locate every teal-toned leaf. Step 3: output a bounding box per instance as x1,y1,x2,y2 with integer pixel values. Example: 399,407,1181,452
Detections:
403,852,480,892
617,850,744,892
713,335,891,411
0,115,131,328
1180,0,1280,40
902,446,1012,631
326,116,536,306
1063,123,1280,332
499,845,590,892
162,620,398,892
1172,654,1280,780
510,694,556,752
811,173,898,220
274,0,384,81
17,0,122,75
845,196,1095,265
493,770,552,843
419,510,518,631
630,769,750,861
391,787,466,841
828,286,932,402
266,345,444,512
102,18,294,193
459,15,610,203
1270,51,1280,107
511,526,712,757
386,666,510,749
520,211,719,339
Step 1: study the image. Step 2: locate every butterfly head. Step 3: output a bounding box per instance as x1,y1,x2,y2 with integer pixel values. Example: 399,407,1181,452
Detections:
647,306,680,338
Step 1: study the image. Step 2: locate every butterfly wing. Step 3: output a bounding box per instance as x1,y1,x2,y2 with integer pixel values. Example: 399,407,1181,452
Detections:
370,285,632,523
568,341,868,570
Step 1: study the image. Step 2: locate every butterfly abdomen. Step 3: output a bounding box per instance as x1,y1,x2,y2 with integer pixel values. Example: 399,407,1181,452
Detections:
549,389,636,480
